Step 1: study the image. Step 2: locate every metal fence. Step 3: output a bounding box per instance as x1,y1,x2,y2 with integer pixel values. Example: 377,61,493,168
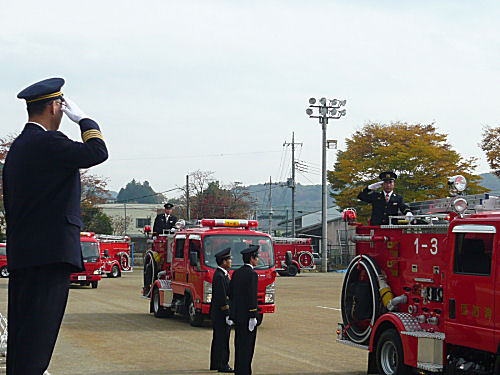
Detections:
327,243,355,269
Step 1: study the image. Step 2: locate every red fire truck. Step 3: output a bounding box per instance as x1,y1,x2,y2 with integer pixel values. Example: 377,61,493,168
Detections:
142,219,276,326
70,232,102,288
272,237,315,276
337,176,500,374
95,234,133,278
0,243,7,278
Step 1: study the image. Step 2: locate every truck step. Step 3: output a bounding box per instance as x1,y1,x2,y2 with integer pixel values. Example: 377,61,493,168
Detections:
417,361,443,372
336,339,369,351
401,331,445,340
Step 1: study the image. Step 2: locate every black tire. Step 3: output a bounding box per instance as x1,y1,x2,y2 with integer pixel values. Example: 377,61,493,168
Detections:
375,329,411,375
91,281,98,289
256,313,263,326
152,287,172,318
111,264,120,278
0,266,9,278
187,296,204,326
287,264,298,277
277,271,287,277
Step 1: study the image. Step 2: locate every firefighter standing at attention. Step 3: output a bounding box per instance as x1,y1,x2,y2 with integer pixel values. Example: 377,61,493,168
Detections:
210,247,234,373
358,171,413,225
229,245,260,375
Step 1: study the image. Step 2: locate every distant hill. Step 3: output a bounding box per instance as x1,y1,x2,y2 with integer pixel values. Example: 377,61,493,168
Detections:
479,173,500,193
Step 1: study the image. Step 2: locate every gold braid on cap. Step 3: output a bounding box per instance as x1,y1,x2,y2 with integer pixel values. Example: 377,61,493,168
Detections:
26,91,63,103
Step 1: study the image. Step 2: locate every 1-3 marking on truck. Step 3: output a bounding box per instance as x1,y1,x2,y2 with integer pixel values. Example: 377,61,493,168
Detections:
414,237,439,255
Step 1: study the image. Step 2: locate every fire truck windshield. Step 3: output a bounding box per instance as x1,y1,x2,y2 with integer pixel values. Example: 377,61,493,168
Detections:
203,235,274,270
80,241,100,261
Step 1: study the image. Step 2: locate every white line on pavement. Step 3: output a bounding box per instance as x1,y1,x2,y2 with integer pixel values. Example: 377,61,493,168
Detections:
317,305,341,311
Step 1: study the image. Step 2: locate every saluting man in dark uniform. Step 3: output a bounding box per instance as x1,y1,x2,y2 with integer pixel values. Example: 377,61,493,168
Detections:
3,78,108,375
210,247,234,373
357,171,413,225
152,202,177,234
229,245,260,375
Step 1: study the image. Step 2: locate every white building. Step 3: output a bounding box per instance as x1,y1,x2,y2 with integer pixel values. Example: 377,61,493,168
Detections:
97,203,161,237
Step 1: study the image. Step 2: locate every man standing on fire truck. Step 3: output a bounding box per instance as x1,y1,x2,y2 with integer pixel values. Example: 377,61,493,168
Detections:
3,78,108,375
153,202,177,234
210,247,234,373
357,171,413,225
229,245,260,375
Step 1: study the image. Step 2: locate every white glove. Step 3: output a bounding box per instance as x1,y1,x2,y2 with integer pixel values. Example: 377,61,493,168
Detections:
405,212,414,221
249,317,257,332
62,98,88,123
225,316,234,326
368,181,383,190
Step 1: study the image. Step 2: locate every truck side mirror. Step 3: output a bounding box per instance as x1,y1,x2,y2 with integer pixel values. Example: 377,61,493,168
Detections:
189,252,198,267
104,249,109,258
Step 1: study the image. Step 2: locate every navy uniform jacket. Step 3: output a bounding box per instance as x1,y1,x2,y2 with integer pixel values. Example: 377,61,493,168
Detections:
210,267,230,319
153,213,177,234
229,264,258,325
358,187,410,226
3,120,108,271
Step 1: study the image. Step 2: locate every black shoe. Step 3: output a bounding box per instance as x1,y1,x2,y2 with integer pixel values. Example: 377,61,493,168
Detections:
218,365,234,373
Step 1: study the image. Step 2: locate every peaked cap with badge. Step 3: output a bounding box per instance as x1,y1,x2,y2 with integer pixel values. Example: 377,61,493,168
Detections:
17,77,65,104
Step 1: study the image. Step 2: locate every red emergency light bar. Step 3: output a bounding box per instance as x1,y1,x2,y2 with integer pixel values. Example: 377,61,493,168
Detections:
201,219,259,228
80,232,95,237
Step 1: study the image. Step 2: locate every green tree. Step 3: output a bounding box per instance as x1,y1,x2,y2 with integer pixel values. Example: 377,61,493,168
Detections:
480,126,500,177
116,179,164,203
81,171,113,234
328,122,486,223
82,206,113,234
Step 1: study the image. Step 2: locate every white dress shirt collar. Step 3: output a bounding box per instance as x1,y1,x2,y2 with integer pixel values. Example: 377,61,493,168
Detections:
217,266,228,276
244,263,254,269
28,121,46,131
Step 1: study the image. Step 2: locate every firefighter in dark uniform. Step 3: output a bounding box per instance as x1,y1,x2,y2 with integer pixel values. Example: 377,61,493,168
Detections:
152,202,177,234
357,171,413,225
210,247,234,373
3,78,108,375
229,245,260,375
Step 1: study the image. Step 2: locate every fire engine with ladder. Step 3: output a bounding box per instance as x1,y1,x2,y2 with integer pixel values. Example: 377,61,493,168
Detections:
142,218,276,326
337,175,500,374
95,234,133,278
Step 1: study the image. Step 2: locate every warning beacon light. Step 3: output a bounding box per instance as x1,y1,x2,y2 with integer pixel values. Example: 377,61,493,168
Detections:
342,208,357,223
452,198,468,217
448,175,467,193
200,219,258,229
143,225,152,234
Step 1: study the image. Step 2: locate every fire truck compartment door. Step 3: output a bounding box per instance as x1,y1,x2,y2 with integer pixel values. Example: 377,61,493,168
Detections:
172,236,187,287
446,229,496,353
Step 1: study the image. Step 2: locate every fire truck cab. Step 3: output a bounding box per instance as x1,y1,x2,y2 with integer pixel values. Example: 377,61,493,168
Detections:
71,232,102,288
96,234,133,278
0,243,7,278
142,219,276,326
272,237,315,276
337,176,500,374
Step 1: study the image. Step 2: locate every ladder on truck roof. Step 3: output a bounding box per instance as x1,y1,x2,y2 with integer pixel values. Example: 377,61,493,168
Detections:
94,234,130,242
409,193,500,215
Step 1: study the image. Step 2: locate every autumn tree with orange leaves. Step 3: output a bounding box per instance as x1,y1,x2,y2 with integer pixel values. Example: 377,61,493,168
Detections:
328,122,486,224
480,126,500,178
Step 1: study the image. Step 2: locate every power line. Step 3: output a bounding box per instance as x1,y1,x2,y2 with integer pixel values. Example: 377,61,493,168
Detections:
109,150,282,162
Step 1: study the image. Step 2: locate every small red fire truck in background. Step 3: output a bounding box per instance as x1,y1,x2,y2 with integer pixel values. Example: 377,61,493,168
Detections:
0,243,7,278
70,232,102,288
337,176,500,374
142,219,276,326
95,234,133,278
272,237,315,276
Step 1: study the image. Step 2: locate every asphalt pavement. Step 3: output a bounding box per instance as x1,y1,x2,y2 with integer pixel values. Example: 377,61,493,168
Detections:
0,270,368,375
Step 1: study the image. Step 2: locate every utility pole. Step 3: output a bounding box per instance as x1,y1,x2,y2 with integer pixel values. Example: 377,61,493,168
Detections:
268,176,273,235
284,132,302,238
306,97,346,272
186,175,190,221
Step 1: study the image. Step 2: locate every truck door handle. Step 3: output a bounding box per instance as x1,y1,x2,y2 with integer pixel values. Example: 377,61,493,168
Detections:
449,298,455,319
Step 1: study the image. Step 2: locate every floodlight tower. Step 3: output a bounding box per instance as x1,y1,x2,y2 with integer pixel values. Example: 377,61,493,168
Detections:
306,97,346,272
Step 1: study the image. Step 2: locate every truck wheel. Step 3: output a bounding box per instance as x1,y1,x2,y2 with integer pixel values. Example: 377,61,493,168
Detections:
91,281,98,289
256,313,263,326
111,264,120,278
287,264,298,277
0,267,9,278
187,296,204,327
152,287,172,318
375,329,410,375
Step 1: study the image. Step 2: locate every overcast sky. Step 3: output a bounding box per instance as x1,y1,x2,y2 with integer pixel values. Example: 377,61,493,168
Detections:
1,0,499,196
